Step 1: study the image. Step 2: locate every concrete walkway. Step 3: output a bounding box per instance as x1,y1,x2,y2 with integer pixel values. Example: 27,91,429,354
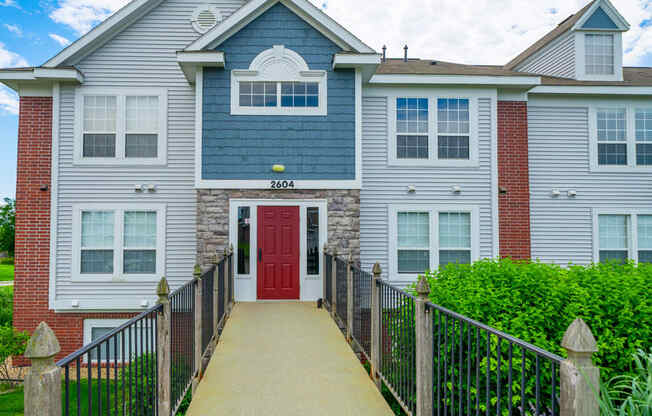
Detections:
186,302,394,416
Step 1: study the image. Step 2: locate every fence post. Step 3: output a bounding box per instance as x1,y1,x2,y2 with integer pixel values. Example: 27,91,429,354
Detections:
560,318,600,416
212,252,221,335
331,247,338,319
415,275,433,416
346,250,354,343
23,322,61,416
223,246,230,316
192,264,202,393
322,243,328,307
229,243,234,308
370,262,381,389
156,276,171,416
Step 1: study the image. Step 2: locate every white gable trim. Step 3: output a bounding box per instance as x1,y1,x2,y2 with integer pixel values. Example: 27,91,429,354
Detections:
185,0,374,53
572,0,630,32
43,0,165,67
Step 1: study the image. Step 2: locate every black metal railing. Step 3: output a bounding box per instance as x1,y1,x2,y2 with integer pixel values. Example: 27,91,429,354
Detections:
227,256,234,304
170,280,195,414
201,266,215,355
57,306,160,416
351,265,372,360
217,260,225,329
427,302,563,416
377,280,417,415
324,253,332,309
335,257,348,326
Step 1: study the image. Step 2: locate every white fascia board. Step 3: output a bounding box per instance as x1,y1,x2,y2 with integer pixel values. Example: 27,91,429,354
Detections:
33,68,84,83
177,51,225,82
186,0,374,53
43,0,163,67
530,85,652,95
332,53,381,68
572,0,630,31
369,74,541,86
0,68,84,92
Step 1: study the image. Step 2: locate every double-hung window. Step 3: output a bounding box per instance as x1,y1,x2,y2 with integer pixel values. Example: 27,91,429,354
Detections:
585,34,614,76
390,96,477,166
390,205,478,281
594,210,652,263
73,204,165,281
591,105,652,171
76,88,167,164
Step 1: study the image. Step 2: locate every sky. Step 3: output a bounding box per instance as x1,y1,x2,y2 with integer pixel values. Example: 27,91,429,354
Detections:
0,0,651,200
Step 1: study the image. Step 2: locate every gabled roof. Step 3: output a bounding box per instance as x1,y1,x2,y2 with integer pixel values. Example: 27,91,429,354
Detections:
185,0,374,53
504,0,629,71
43,0,165,68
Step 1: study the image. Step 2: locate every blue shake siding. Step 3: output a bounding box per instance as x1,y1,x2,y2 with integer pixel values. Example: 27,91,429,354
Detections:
201,3,356,181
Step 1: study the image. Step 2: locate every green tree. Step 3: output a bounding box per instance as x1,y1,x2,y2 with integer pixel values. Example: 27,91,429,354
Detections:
0,198,15,255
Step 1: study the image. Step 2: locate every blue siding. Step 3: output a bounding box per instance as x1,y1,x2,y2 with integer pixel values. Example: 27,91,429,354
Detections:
202,3,356,181
582,6,618,29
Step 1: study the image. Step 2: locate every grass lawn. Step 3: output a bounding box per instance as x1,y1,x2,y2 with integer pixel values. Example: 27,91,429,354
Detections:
0,265,13,281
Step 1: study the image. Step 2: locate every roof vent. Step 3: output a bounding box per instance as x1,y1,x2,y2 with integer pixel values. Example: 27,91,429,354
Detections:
192,5,221,34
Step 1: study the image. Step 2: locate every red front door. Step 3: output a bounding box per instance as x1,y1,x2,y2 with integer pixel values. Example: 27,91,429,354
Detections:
257,206,300,300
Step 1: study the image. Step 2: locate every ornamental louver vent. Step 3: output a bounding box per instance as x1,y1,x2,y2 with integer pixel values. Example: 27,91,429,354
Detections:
192,5,221,34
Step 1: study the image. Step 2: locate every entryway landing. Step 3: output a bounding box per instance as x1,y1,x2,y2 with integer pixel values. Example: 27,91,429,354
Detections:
186,302,394,416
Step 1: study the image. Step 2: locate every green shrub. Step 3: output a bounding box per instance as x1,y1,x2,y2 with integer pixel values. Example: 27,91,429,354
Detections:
0,286,13,327
423,259,652,381
0,257,13,265
599,349,652,415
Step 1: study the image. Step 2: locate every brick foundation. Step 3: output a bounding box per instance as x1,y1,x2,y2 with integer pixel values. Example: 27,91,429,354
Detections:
13,96,135,364
497,101,531,260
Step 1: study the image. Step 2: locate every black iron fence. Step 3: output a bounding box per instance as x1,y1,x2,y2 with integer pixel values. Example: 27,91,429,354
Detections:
57,306,160,416
351,266,372,360
335,257,348,326
427,302,563,416
201,267,215,355
217,260,225,329
170,279,195,414
324,253,333,309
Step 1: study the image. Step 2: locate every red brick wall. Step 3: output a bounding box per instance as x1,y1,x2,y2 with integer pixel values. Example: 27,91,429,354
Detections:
13,96,134,364
497,101,531,260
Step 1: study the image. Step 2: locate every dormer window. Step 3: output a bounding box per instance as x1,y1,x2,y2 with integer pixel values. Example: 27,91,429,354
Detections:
231,45,327,116
585,34,614,75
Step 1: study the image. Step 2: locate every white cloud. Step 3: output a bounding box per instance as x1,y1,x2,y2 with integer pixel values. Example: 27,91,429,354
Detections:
0,0,20,8
3,24,22,37
0,43,28,68
0,85,18,115
49,0,130,35
312,0,652,66
49,33,71,46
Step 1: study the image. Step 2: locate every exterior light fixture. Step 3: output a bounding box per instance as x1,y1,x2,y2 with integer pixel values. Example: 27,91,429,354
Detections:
272,164,285,173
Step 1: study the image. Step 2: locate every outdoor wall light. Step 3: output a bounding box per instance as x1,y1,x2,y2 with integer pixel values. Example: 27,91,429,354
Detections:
551,189,561,197
272,164,285,173
407,185,416,193
141,299,149,308
451,185,461,193
71,300,79,308
568,190,577,197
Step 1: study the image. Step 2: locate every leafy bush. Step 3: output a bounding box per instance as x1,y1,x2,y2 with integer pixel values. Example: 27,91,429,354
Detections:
0,257,14,265
0,198,15,255
599,349,652,415
0,286,13,327
0,326,29,382
423,259,652,381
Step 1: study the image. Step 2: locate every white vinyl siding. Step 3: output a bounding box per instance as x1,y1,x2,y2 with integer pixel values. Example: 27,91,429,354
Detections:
52,0,247,311
528,96,652,266
361,89,495,286
516,31,576,79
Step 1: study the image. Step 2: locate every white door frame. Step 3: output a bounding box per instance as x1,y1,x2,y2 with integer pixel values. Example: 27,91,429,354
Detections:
228,199,328,301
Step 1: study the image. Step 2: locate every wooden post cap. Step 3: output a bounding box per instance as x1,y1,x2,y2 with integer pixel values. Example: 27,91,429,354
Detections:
415,275,430,298
562,318,598,354
372,262,382,277
24,322,60,359
157,276,170,300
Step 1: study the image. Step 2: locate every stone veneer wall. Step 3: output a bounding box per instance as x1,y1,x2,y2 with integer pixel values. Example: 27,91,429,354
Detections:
196,189,360,267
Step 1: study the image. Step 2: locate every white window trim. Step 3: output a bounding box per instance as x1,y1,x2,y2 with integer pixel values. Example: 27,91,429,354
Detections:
388,204,480,283
72,203,166,282
74,87,168,166
592,208,652,263
589,103,652,173
387,95,479,167
83,318,154,364
230,45,327,116
228,199,328,302
575,31,623,82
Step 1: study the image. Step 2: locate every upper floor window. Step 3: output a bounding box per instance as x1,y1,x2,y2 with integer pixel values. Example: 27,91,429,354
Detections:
231,45,327,116
75,88,167,165
595,211,652,263
590,105,652,171
389,96,477,167
73,203,166,282
585,34,614,75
